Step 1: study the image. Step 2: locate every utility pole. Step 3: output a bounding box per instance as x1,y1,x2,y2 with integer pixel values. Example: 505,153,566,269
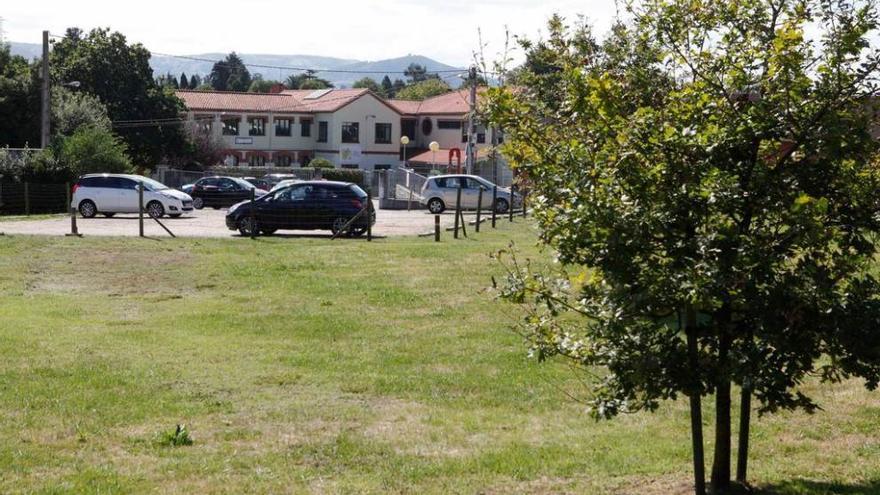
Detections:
40,30,50,149
466,66,477,175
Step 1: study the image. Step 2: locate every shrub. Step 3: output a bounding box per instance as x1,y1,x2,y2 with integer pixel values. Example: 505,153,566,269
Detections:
323,168,366,188
56,126,132,178
309,157,334,169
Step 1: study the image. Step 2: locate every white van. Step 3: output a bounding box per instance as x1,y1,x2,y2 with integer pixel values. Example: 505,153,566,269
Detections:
72,174,194,219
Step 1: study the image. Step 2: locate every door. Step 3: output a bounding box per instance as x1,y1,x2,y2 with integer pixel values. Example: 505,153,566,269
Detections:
87,176,118,212
217,178,246,207
265,184,312,230
462,178,482,208
114,177,141,212
194,177,220,206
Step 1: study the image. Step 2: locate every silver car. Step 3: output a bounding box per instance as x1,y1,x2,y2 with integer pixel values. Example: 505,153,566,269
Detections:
420,174,520,214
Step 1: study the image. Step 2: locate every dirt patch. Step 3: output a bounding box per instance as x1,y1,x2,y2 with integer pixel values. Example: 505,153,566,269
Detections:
25,244,191,296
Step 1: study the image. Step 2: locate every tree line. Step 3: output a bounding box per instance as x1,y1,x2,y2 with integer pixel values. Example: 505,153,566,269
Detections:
158,50,460,101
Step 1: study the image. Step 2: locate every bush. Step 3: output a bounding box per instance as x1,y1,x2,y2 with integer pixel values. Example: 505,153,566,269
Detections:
309,157,334,169
57,126,132,178
156,424,193,447
323,168,366,188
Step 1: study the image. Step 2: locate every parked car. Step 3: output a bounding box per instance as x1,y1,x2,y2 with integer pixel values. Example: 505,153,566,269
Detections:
226,181,375,237
419,174,520,214
242,177,271,191
190,176,268,209
72,174,193,219
262,173,299,188
269,179,303,192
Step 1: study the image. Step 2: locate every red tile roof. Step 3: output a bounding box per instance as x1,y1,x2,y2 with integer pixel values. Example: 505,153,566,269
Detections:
176,88,387,114
390,88,488,116
408,147,491,165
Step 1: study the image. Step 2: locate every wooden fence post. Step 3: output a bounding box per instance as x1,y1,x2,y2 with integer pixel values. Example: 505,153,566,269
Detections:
434,214,440,242
367,191,372,242
492,186,497,228
454,183,462,239
138,183,144,237
475,187,483,233
249,187,256,240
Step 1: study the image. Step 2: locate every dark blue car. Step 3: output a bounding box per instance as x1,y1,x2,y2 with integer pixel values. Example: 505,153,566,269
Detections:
225,181,375,237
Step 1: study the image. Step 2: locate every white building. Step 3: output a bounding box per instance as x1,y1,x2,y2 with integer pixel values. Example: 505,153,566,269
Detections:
176,87,504,175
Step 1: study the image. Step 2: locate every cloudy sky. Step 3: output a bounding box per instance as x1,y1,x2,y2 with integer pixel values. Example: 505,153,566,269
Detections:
2,0,619,66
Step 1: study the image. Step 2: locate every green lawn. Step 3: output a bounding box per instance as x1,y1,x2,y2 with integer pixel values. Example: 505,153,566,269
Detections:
0,222,877,494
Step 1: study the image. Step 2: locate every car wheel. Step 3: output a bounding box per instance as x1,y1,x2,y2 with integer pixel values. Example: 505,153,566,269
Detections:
193,197,204,209
494,198,510,214
102,212,115,218
146,201,165,218
331,216,351,236
238,217,259,236
168,213,182,218
78,200,97,218
427,198,445,214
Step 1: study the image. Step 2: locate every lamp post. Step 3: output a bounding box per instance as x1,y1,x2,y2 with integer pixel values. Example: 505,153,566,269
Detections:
400,135,410,168
429,141,439,172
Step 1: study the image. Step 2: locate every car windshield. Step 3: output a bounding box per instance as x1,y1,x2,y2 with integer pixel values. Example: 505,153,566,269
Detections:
472,176,495,189
231,177,253,189
350,185,368,199
139,177,169,191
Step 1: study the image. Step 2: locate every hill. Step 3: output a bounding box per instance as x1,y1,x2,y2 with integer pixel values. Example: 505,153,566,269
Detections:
8,42,463,88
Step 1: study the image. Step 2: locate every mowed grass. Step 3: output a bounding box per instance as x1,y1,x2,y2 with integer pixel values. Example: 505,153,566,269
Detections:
0,222,877,494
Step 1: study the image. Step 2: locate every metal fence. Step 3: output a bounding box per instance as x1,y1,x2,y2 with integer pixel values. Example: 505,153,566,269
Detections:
0,182,69,215
375,168,427,209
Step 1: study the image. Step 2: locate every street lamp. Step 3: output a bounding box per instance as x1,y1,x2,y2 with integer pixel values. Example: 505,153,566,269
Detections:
429,141,439,172
400,135,410,168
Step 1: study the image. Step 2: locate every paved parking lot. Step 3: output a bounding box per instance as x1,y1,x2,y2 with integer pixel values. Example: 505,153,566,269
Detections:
0,202,462,238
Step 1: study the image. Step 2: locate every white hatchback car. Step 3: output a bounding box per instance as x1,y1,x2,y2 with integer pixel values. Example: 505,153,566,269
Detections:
419,174,521,214
72,174,194,219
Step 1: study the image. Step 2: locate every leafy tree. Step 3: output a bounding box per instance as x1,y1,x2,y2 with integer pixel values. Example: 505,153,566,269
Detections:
308,157,334,169
285,70,333,90
0,42,39,147
391,78,406,96
403,63,439,83
188,74,201,89
394,78,450,101
352,77,381,94
210,52,251,91
380,75,393,97
487,3,880,494
50,27,187,167
179,72,189,89
247,77,283,93
50,86,111,137
55,126,132,179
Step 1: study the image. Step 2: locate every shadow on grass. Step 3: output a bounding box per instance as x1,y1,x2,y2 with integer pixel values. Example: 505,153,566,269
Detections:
755,479,880,494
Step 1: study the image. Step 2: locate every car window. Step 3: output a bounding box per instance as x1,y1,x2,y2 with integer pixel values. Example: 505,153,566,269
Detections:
116,178,139,190
465,178,484,189
219,179,237,190
277,185,309,202
442,177,463,189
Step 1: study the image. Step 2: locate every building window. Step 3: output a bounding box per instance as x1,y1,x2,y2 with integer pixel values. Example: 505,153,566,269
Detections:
275,118,292,137
461,127,468,143
375,123,392,144
224,154,239,166
438,120,462,129
249,118,265,136
374,164,391,170
300,118,312,137
477,132,486,144
222,119,239,136
341,164,359,169
341,122,359,143
318,121,328,143
275,155,292,167
249,155,266,167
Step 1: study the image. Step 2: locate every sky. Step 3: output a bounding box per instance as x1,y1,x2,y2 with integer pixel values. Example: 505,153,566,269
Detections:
1,0,619,66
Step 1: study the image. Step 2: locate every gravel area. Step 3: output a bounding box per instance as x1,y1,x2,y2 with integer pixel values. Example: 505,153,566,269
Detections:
0,202,461,238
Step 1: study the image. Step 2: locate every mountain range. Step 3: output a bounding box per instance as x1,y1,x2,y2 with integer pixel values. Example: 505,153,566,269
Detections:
8,42,465,88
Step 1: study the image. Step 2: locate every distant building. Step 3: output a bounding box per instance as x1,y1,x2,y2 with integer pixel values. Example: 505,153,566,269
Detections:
176,88,505,176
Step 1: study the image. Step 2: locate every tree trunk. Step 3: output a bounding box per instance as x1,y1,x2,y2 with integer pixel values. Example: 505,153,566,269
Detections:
736,384,752,484
711,333,732,493
711,379,732,492
686,308,707,495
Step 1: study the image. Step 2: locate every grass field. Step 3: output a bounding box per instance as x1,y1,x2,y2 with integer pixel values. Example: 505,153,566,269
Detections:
0,221,877,494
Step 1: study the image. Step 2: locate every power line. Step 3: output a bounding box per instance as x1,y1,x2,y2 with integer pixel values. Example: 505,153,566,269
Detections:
46,32,492,77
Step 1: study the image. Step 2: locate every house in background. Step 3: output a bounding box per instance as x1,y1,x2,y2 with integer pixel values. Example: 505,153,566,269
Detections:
176,87,511,183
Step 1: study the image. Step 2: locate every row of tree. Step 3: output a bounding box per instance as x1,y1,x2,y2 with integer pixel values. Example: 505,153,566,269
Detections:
1,27,213,177
161,50,457,101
